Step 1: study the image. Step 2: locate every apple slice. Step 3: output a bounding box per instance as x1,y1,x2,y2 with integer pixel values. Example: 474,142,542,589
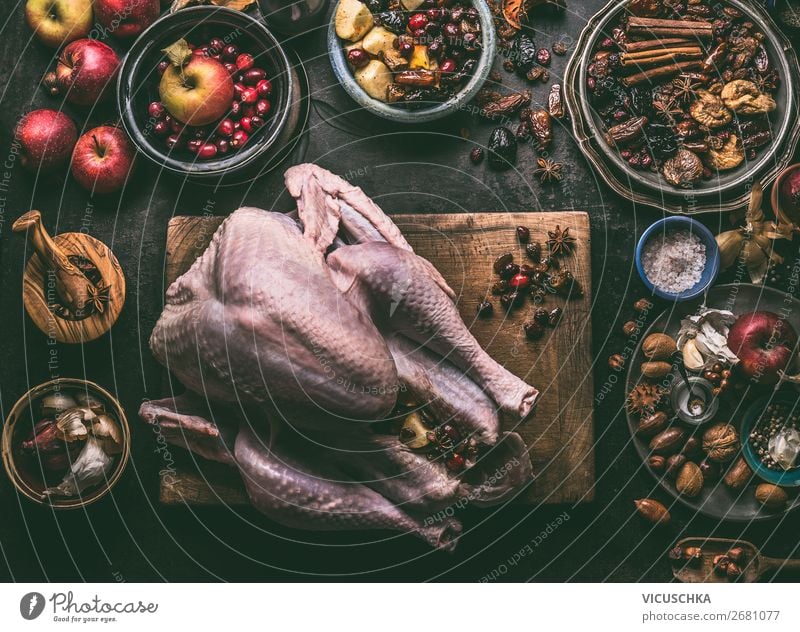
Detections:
354,60,392,101
400,0,425,9
335,0,374,41
362,26,396,56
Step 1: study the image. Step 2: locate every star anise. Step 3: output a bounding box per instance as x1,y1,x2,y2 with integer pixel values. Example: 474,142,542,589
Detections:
86,281,111,314
533,158,563,183
671,75,701,104
652,95,682,122
547,225,576,256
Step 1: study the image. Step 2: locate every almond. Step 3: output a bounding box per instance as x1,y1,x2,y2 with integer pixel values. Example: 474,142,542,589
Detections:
676,461,704,497
634,498,671,524
641,360,672,378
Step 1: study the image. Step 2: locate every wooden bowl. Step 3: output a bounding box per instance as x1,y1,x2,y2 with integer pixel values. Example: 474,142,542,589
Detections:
1,378,130,509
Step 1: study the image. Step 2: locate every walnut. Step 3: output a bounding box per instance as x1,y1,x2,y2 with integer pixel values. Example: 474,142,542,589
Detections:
705,134,744,171
720,80,777,115
690,90,733,128
662,149,704,188
702,423,739,462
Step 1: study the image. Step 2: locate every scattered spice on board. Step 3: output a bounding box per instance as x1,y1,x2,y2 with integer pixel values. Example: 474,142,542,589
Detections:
641,229,706,293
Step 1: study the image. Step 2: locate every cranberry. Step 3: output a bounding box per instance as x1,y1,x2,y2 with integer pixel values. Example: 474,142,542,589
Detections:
256,99,271,116
613,110,627,121
224,62,238,75
198,143,218,159
426,8,443,21
148,101,165,119
231,129,249,148
587,76,596,90
222,45,238,62
641,154,653,168
465,6,478,21
240,87,258,103
256,79,272,97
509,273,530,289
347,48,370,68
209,38,225,54
445,453,465,472
153,120,169,136
218,118,235,137
170,119,184,134
425,21,441,36
236,53,254,71
216,138,230,154
536,48,551,66
250,115,264,129
241,104,256,117
408,13,428,30
462,32,478,51
157,60,169,74
230,101,242,117
233,82,245,100
445,22,461,40
398,41,414,58
412,28,427,39
165,134,181,149
187,139,202,153
450,6,464,21
241,68,267,85
439,58,456,73
240,116,253,133
428,38,443,59
620,149,632,159
469,147,483,164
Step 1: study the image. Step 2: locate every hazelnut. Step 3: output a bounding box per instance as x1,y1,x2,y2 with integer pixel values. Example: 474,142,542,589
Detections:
647,455,666,472
608,353,625,370
712,554,730,576
683,546,703,567
622,320,638,336
727,547,747,563
642,333,677,361
634,298,653,313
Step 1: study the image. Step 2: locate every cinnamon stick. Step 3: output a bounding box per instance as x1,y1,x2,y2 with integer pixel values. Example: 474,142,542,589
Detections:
622,60,702,86
622,48,703,68
627,17,713,30
624,45,702,61
624,38,694,53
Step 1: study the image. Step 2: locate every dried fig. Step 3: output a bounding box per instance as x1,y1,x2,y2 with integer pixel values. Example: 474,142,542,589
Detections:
690,90,733,128
721,80,777,115
705,134,744,171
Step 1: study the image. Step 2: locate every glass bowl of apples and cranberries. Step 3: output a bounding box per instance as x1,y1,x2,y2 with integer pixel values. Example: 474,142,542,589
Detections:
117,6,295,179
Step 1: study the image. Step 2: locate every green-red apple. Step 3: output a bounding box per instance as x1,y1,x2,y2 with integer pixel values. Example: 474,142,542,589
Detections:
25,0,93,48
159,56,234,126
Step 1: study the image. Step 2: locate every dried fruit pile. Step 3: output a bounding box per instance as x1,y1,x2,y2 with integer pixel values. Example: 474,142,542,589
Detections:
587,1,779,187
335,0,484,106
478,224,581,342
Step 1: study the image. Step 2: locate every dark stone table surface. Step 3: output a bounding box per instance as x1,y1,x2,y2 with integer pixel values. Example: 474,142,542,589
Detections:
1,0,799,582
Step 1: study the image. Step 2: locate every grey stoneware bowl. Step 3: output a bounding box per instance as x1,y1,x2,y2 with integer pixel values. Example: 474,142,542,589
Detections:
327,0,496,123
564,0,800,214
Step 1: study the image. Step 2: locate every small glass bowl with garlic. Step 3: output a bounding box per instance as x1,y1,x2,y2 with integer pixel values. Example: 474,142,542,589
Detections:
2,378,130,508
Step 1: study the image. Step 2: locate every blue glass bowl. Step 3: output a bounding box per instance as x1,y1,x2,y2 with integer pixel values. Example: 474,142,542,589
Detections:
741,392,800,487
635,216,720,301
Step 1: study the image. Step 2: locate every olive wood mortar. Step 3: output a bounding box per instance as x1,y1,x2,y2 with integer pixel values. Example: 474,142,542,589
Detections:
12,210,125,344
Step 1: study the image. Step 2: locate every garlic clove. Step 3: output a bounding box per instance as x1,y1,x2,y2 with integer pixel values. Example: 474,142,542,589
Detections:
399,412,431,449
90,414,124,455
682,339,705,372
40,392,78,418
55,407,96,443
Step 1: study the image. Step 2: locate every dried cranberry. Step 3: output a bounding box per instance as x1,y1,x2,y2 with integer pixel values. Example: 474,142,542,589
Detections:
476,300,493,317
445,453,465,472
157,60,169,74
443,22,460,40
347,48,370,68
398,41,414,58
509,273,530,290
408,13,428,30
440,58,457,73
536,48,551,66
426,8,443,21
428,38,443,59
469,147,484,164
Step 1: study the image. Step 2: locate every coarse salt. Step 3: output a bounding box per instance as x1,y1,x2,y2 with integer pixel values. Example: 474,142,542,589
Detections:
641,228,706,294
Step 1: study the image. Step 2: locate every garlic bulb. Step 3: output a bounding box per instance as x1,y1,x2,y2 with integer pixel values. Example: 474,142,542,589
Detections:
55,407,96,443
43,437,114,497
40,392,77,417
676,309,739,370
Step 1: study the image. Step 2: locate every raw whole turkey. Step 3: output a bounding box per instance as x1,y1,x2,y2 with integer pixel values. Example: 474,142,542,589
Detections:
140,164,539,551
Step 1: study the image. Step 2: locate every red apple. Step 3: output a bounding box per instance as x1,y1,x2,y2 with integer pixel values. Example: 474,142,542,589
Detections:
15,109,78,173
94,0,160,39
728,311,798,384
50,39,121,107
25,0,93,48
159,56,234,126
71,126,135,194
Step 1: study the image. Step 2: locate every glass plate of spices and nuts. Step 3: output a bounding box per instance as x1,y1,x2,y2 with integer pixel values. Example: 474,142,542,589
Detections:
564,0,800,214
625,284,800,522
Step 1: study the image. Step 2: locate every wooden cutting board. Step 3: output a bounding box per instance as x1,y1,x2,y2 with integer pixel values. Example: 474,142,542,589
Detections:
159,212,595,505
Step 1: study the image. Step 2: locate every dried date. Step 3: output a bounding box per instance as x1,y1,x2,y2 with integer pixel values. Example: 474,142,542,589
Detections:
548,84,564,119
528,109,552,149
604,116,648,147
476,90,532,120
